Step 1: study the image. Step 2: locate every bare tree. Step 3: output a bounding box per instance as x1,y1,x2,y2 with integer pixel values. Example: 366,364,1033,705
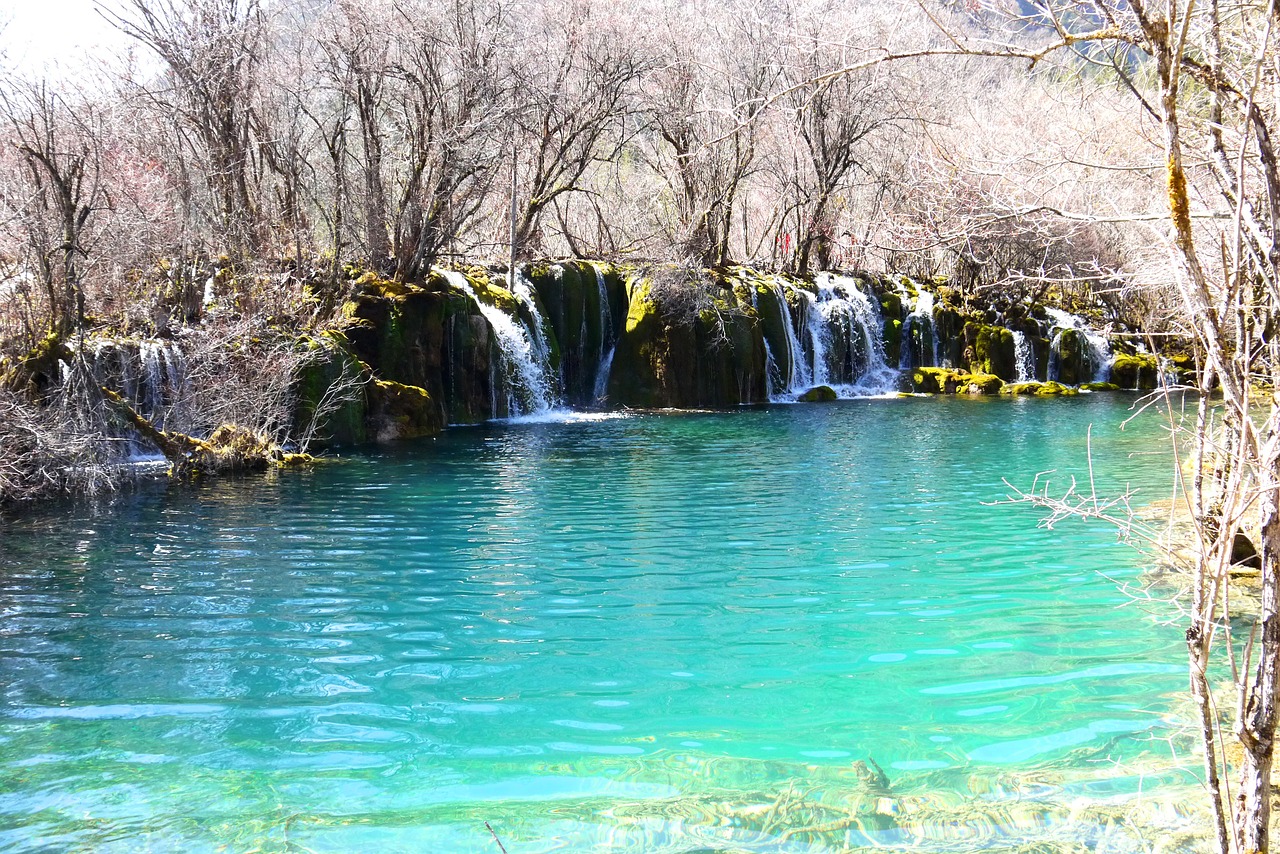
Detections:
0,80,107,337
506,0,642,258
919,3,1280,850
312,0,394,268
777,4,914,273
385,0,509,280
103,0,267,256
639,0,781,267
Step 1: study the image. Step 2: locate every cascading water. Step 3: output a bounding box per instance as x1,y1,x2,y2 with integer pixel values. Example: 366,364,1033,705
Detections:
801,288,831,387
1013,331,1036,382
1045,308,1112,383
899,290,938,370
784,273,899,397
767,280,811,395
441,269,556,417
591,265,616,406
510,272,556,388
89,337,189,459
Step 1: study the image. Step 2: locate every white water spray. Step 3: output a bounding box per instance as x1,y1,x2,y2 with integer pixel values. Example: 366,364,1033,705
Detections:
592,264,616,406
767,279,811,394
441,269,556,416
899,290,938,370
1045,308,1112,383
781,273,898,397
1013,331,1036,383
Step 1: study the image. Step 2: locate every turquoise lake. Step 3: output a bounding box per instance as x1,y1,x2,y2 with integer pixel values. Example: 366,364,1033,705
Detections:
0,395,1209,851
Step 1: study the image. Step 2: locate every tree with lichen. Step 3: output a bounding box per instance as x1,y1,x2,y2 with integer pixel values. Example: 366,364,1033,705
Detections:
931,3,1280,850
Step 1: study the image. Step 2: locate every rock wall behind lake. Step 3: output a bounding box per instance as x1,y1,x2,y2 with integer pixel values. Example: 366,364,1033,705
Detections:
289,262,1176,446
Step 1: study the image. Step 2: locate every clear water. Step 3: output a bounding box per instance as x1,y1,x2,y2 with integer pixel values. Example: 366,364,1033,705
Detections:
0,396,1205,852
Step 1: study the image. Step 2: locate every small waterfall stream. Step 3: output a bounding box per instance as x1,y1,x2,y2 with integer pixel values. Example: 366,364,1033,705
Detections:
441,269,556,417
824,275,898,394
801,288,831,387
511,272,556,389
88,337,190,459
768,280,811,394
591,265,616,406
1013,331,1036,382
1045,308,1112,383
762,274,898,400
899,290,938,370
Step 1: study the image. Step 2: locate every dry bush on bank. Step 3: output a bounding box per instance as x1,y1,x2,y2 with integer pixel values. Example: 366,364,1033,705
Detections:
0,376,121,506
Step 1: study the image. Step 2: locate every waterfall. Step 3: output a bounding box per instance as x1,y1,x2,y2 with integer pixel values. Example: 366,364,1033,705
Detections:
510,273,555,384
90,338,188,427
899,290,938,370
88,337,189,459
768,280,811,396
441,269,556,417
758,274,898,401
1013,331,1036,382
802,288,831,387
1045,308,1112,383
810,274,898,396
592,347,615,405
592,265,616,407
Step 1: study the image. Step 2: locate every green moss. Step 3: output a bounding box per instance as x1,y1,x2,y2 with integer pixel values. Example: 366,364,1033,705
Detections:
624,280,654,334
1001,382,1038,396
878,291,902,320
971,324,1016,379
936,285,963,309
293,330,369,446
367,379,443,441
2,332,72,395
753,283,793,384
609,280,666,407
277,453,315,467
910,367,1002,395
958,372,1003,395
1038,381,1079,396
470,278,520,314
1080,381,1121,392
882,318,903,367
353,271,414,299
1109,353,1159,389
911,367,949,394
1050,328,1093,386
1001,380,1078,397
607,273,767,408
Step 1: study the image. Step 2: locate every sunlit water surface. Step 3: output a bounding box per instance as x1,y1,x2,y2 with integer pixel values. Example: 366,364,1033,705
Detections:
0,396,1209,852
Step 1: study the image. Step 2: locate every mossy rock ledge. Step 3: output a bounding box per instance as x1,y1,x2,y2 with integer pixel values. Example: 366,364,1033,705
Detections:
911,367,1003,395
367,379,444,442
1000,381,1079,397
1109,353,1159,389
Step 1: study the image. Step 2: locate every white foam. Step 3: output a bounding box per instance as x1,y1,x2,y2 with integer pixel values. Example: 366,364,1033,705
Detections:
500,410,633,425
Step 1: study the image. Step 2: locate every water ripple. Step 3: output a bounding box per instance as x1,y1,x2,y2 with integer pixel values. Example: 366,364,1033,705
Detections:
0,398,1196,851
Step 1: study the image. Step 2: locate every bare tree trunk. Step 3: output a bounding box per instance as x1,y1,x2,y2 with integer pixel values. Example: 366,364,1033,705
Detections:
1241,480,1280,852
